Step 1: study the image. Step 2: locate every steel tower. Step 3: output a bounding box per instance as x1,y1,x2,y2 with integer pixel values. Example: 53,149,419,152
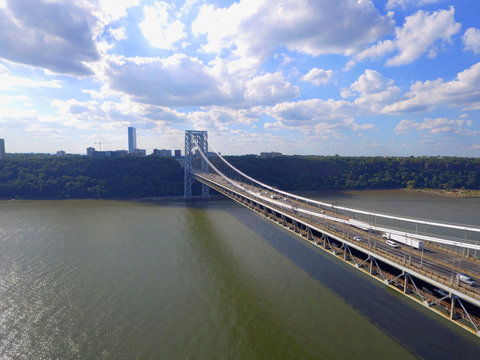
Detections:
184,130,209,199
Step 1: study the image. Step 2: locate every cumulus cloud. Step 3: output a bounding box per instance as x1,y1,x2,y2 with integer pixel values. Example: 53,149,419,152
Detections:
103,54,298,107
301,68,333,86
463,28,480,54
49,96,191,132
394,117,467,134
350,70,402,112
267,99,352,126
357,7,460,66
139,2,186,50
386,0,441,9
192,0,393,72
104,54,226,107
95,0,139,24
245,72,299,105
0,73,62,90
189,107,262,132
383,62,480,113
109,27,127,41
0,0,101,75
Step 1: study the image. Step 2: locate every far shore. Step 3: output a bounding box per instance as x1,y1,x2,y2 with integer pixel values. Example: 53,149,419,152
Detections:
407,188,480,198
2,188,479,202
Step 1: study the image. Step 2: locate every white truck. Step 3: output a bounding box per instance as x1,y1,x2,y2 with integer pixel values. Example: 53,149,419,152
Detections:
346,218,370,231
456,273,476,286
382,232,424,250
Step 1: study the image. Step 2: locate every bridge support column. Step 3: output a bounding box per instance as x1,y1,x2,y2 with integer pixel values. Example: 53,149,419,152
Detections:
450,296,456,319
306,227,313,241
293,220,299,233
184,130,209,199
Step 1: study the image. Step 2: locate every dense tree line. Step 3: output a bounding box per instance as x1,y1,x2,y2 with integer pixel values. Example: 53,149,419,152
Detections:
222,155,480,192
0,155,184,199
0,154,479,199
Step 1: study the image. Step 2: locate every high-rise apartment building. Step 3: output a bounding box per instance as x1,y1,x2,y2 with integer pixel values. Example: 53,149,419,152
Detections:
152,149,172,157
0,139,5,160
128,127,136,154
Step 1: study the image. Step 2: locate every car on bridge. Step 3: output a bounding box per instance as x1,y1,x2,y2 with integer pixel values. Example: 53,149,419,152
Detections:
386,240,399,248
456,273,476,286
353,236,363,242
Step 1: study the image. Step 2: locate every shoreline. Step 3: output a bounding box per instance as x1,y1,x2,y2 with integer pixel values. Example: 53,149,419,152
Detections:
407,188,480,198
2,188,479,202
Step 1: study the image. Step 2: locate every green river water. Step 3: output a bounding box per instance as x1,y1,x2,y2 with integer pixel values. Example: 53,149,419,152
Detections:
1,190,479,359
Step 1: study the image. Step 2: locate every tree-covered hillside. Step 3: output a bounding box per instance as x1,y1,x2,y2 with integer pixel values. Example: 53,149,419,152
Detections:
0,155,184,199
224,155,480,191
0,155,479,199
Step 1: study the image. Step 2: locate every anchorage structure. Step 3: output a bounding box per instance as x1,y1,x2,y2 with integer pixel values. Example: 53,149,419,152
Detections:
184,130,209,199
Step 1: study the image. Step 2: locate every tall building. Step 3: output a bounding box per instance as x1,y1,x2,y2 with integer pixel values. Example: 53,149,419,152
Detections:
0,138,5,160
174,149,181,158
134,149,146,157
128,127,136,154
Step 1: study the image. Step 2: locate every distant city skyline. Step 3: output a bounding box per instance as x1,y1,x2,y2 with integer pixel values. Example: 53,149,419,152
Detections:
0,1,479,157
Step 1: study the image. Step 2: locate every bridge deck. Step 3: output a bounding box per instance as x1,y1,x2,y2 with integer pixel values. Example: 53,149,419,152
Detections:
195,172,480,336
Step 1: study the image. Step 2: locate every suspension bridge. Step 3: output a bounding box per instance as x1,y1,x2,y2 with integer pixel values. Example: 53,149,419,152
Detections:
183,130,480,337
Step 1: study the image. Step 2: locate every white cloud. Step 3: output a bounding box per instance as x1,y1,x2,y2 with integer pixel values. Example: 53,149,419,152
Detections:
139,2,186,50
0,0,100,75
0,73,62,90
463,27,480,54
103,54,299,108
301,68,333,86
266,98,359,130
357,7,460,66
104,54,226,107
49,97,192,133
188,107,262,132
350,69,401,111
351,70,392,94
356,40,395,62
245,72,299,105
386,0,441,9
96,0,139,23
394,118,466,134
0,63,9,74
109,27,127,41
383,62,480,113
192,0,393,73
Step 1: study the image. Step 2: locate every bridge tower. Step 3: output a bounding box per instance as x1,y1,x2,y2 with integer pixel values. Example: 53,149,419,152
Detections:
184,130,209,199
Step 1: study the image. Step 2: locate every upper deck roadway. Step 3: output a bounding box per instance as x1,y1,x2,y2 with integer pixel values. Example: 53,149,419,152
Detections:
185,139,480,334
195,172,480,300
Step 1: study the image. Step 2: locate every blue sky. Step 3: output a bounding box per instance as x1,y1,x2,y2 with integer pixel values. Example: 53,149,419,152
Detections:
0,0,479,156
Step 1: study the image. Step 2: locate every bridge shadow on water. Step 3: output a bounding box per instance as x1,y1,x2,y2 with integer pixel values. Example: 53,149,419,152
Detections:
224,204,480,360
182,202,322,359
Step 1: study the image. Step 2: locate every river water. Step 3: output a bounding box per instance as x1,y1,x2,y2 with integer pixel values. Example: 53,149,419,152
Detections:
1,191,479,359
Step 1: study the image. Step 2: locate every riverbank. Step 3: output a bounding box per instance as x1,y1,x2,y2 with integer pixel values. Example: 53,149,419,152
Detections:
135,195,224,202
411,188,480,198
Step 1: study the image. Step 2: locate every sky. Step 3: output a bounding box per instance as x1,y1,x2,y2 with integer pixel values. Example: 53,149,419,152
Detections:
0,0,480,156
